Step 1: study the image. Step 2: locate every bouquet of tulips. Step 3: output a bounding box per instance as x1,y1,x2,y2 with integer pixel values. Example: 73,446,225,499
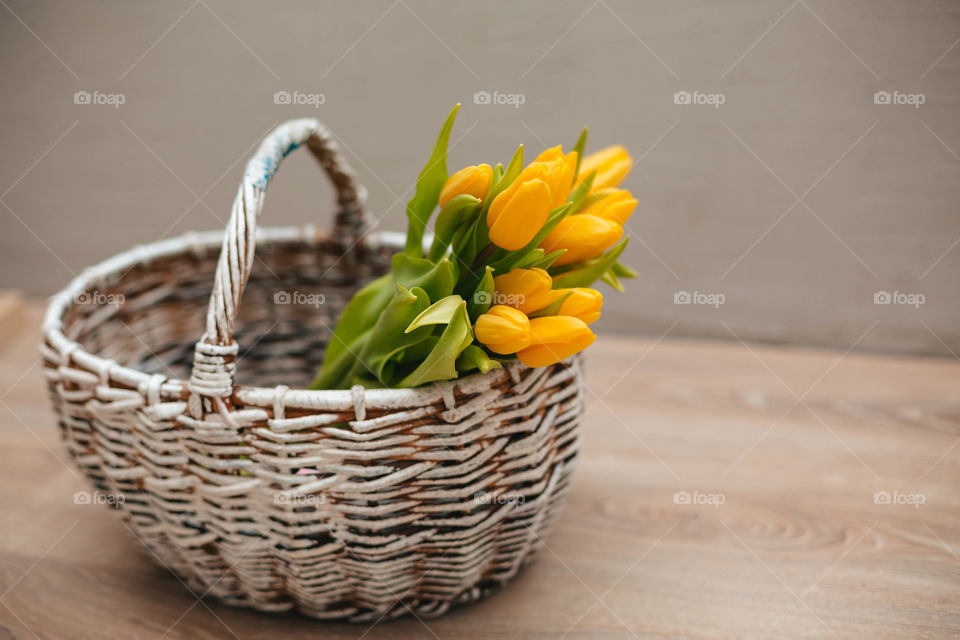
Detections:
311,105,637,390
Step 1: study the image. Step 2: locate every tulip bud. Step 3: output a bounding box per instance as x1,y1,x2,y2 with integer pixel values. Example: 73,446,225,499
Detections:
475,305,532,355
439,164,493,208
493,267,553,315
576,146,632,190
487,148,578,251
534,146,578,209
487,172,553,251
517,316,596,367
548,288,603,324
580,189,637,226
539,214,623,266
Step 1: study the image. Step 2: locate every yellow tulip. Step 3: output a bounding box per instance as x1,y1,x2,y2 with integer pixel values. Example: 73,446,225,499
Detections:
539,214,623,266
580,189,637,226
475,305,532,355
534,146,578,209
517,316,596,367
576,145,632,190
487,148,577,250
487,176,552,251
493,267,553,315
439,164,493,207
548,288,603,324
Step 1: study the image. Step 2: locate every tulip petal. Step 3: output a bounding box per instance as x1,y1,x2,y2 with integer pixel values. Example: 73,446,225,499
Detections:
539,214,624,266
439,164,492,208
517,316,596,367
577,145,632,190
492,267,553,314
475,305,532,354
555,288,603,324
488,179,553,251
581,190,637,226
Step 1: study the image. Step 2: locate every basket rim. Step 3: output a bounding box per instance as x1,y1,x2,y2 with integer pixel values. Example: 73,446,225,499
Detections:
42,226,525,411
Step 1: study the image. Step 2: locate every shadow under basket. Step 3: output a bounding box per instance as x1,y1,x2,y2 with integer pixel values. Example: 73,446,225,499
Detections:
40,118,584,621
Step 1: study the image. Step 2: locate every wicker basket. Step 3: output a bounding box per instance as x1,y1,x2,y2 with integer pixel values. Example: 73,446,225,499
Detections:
41,118,584,621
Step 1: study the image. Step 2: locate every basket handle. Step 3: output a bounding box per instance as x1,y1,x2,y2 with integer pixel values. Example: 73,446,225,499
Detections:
187,118,370,406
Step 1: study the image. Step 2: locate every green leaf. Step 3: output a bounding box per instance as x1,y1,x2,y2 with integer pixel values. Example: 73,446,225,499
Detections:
531,249,567,270
350,284,433,384
315,273,392,382
406,295,465,333
486,144,523,205
611,261,638,279
456,345,502,374
391,253,456,302
427,194,481,262
600,268,624,292
310,330,370,389
567,171,595,214
314,255,455,389
398,300,473,387
511,248,545,270
472,204,491,256
551,237,629,289
451,210,485,269
467,267,495,320
572,126,588,182
491,163,504,185
399,335,439,362
529,290,573,318
577,187,613,211
349,375,386,389
405,104,460,257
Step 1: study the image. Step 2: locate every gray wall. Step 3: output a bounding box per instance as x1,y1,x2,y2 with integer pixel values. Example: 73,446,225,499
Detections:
1,0,958,355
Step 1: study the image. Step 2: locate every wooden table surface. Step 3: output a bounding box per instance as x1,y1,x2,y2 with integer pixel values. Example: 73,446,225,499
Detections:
1,293,958,639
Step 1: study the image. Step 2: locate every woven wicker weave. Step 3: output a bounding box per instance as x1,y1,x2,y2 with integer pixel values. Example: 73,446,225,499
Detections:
40,118,584,621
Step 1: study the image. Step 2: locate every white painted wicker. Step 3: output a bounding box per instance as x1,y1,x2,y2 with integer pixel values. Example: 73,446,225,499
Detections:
41,119,584,620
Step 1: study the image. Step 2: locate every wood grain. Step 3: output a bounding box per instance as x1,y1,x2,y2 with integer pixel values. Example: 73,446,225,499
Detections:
1,299,958,639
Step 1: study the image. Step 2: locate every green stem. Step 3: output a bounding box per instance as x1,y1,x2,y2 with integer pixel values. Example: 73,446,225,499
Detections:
470,243,495,272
